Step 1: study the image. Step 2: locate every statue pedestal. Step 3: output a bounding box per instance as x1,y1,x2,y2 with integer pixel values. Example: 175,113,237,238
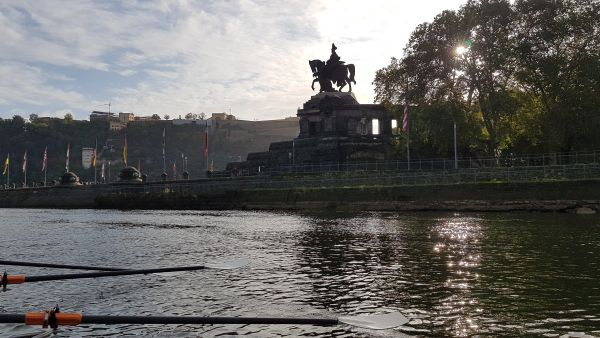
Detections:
223,92,395,176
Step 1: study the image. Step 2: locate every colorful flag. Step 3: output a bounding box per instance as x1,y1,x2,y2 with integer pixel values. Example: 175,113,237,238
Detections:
123,135,128,166
2,153,8,176
22,151,27,173
92,139,97,168
65,143,70,171
402,97,409,133
42,146,48,172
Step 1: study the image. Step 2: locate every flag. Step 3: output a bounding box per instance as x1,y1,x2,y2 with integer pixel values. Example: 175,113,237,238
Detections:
42,146,48,172
92,139,97,168
65,143,70,171
22,151,27,173
2,153,8,176
402,97,409,133
101,161,105,179
123,135,128,166
162,128,165,156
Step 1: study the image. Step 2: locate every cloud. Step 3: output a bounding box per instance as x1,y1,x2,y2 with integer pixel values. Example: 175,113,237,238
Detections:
0,61,88,109
0,0,466,120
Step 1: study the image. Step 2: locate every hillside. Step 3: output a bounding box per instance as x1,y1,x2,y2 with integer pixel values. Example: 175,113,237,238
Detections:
0,116,298,185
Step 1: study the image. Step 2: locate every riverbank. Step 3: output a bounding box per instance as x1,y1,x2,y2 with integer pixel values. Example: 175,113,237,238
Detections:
2,179,596,213
96,179,600,213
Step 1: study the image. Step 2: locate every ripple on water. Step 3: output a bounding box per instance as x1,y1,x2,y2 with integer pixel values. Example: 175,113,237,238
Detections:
1,210,599,337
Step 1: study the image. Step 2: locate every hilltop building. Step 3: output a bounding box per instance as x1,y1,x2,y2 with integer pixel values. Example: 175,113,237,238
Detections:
90,111,115,122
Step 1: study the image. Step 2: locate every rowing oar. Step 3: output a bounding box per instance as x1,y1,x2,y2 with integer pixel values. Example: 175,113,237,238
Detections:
0,260,124,271
0,258,248,272
0,310,408,330
1,259,249,291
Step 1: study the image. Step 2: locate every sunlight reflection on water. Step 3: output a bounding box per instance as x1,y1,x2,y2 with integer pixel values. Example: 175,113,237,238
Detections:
0,209,599,337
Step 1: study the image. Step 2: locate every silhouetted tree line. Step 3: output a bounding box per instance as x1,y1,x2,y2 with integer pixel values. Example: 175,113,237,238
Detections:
374,0,600,158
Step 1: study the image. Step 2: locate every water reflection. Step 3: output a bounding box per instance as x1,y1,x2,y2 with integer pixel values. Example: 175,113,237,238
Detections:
1,210,599,337
296,216,401,313
431,216,482,337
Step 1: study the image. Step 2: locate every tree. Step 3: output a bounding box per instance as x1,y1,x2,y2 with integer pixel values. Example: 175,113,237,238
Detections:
29,114,38,121
151,114,161,120
374,0,600,157
513,0,600,151
185,113,193,120
164,114,170,120
199,112,206,120
64,113,74,122
11,115,26,133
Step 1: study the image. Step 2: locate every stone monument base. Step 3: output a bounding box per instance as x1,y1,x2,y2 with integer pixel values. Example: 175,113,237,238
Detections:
224,92,396,176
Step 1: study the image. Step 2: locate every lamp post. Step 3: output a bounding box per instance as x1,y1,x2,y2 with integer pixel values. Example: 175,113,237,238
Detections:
453,43,469,170
453,120,458,169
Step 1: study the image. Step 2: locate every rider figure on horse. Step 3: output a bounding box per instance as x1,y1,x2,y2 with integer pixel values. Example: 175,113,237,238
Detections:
310,43,356,92
326,43,345,78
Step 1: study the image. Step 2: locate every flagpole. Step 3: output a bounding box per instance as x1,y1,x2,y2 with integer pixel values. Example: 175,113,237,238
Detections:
94,138,98,184
7,153,10,188
123,135,128,167
21,150,27,188
205,120,209,172
402,94,410,171
101,160,105,183
42,146,47,187
407,123,410,171
66,143,70,172
162,128,166,173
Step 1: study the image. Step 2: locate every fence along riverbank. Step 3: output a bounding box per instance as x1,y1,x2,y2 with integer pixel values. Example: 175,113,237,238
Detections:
1,150,599,212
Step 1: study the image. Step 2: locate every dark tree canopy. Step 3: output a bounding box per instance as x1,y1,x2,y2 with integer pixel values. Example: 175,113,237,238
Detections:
374,0,600,157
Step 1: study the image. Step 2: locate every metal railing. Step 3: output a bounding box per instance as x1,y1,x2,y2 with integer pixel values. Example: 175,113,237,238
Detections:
261,150,600,176
107,163,600,195
2,150,600,192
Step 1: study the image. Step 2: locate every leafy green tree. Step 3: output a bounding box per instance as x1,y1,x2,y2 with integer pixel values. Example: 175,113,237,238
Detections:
374,0,600,157
514,0,600,151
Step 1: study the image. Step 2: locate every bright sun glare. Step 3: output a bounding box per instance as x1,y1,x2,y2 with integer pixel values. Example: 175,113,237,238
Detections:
456,46,467,55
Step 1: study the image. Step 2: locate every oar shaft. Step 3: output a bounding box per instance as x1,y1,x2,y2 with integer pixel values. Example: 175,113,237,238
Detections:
0,313,339,326
0,260,124,271
80,315,339,326
24,266,208,283
0,314,25,323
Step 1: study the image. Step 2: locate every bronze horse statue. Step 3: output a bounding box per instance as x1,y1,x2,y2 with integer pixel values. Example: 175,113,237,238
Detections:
309,59,356,92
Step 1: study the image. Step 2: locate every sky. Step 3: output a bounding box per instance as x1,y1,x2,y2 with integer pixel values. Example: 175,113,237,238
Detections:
0,0,466,121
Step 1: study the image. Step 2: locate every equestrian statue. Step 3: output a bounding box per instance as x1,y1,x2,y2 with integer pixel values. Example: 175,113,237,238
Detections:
310,43,356,92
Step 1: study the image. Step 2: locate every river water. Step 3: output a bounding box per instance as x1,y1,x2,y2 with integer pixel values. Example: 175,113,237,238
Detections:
0,209,599,337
